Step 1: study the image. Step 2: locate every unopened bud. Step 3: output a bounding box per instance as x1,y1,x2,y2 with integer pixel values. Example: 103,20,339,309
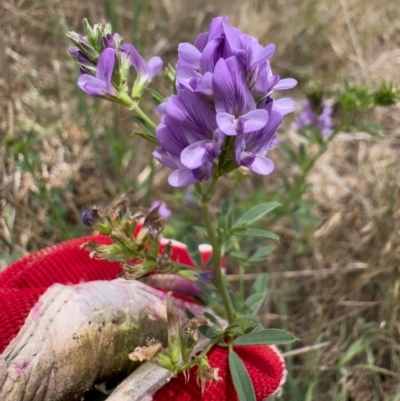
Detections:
166,293,182,366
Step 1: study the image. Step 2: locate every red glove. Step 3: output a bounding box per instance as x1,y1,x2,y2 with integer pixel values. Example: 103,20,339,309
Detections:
0,236,286,400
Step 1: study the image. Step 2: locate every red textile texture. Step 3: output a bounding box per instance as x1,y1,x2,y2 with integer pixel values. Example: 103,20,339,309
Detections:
0,234,120,354
0,237,285,400
0,233,206,354
153,345,285,401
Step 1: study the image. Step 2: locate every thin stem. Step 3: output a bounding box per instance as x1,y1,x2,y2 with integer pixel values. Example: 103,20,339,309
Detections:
199,198,235,325
119,93,157,130
131,103,157,130
227,180,246,307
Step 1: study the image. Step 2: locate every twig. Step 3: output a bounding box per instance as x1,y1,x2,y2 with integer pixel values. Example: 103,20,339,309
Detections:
227,265,368,282
282,341,331,358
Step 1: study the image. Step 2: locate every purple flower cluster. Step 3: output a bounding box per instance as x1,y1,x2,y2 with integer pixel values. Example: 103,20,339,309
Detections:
68,22,162,100
292,100,333,137
153,16,297,187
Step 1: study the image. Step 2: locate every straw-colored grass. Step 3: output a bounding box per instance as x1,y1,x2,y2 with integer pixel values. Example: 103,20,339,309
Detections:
1,0,400,399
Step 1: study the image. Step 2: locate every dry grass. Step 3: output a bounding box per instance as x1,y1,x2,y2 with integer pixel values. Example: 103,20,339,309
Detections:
1,0,400,399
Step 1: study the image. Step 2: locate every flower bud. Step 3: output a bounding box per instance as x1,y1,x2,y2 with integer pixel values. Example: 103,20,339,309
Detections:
166,293,182,366
81,210,95,227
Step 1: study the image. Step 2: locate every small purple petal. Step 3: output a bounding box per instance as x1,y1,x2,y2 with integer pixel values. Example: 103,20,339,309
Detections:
270,137,280,149
240,151,256,166
193,72,213,97
213,57,255,115
155,102,168,115
176,67,202,91
178,43,202,69
168,169,199,187
273,78,298,91
150,201,172,219
192,163,212,181
272,98,296,115
235,136,246,165
78,75,108,97
181,141,210,169
267,74,280,92
102,33,115,49
249,155,275,175
81,210,94,227
216,112,238,136
68,46,80,57
120,43,148,75
195,270,215,284
251,43,276,70
152,147,178,169
240,109,269,133
166,90,217,138
194,32,209,52
156,120,192,156
96,48,116,88
148,57,163,79
200,37,224,73
222,23,253,57
209,15,229,40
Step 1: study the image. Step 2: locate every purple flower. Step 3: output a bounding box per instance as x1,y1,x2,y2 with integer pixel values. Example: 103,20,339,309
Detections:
121,43,163,86
78,48,118,98
154,16,297,187
102,33,122,49
176,16,297,100
292,100,333,137
81,210,95,227
68,21,163,104
68,46,95,75
153,114,215,187
150,201,172,219
213,57,269,136
235,108,283,174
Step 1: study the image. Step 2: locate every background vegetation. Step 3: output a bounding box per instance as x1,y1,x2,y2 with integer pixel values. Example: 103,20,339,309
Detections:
1,0,400,400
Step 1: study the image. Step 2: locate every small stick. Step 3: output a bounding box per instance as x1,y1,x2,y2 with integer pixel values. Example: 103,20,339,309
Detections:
282,341,331,358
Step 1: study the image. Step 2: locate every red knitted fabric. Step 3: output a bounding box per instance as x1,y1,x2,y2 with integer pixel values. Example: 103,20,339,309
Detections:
153,345,285,401
0,238,285,400
0,233,205,354
0,234,120,354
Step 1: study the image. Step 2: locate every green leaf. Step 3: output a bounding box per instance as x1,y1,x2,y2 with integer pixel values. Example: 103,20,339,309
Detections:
193,225,208,236
233,202,280,228
146,88,165,105
235,228,279,241
241,293,264,315
131,131,158,144
203,255,214,270
229,351,257,401
233,329,297,345
199,325,223,339
248,245,275,263
230,251,248,262
203,312,223,329
185,233,202,268
250,273,268,297
339,338,371,367
237,314,259,321
128,115,156,136
229,226,248,234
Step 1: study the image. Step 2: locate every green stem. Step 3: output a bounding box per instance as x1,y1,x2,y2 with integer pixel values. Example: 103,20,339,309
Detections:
199,197,235,325
131,103,157,130
119,93,157,130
